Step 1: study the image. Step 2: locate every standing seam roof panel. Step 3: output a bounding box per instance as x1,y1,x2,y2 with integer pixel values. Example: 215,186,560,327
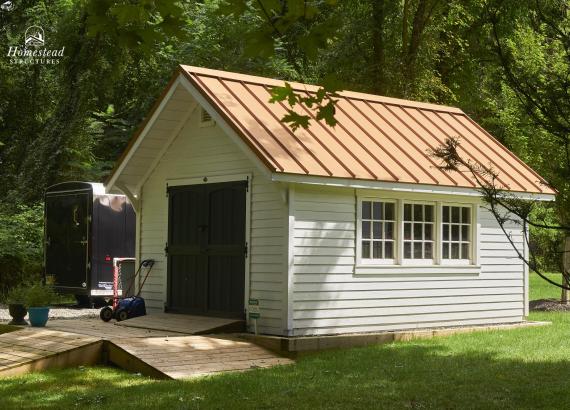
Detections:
433,112,526,192
394,106,477,187
416,110,516,191
110,65,555,196
450,114,545,192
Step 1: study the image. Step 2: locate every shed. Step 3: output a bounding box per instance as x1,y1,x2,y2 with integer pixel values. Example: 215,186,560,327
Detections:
106,65,556,336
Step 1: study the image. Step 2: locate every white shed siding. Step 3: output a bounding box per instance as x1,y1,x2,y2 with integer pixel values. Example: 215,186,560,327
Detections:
139,107,287,335
291,185,525,336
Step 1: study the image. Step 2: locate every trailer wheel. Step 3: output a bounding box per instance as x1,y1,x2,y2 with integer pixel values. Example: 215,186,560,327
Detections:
115,308,129,322
99,306,114,322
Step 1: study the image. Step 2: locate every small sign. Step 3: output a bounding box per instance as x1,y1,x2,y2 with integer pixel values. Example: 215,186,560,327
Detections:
248,298,260,319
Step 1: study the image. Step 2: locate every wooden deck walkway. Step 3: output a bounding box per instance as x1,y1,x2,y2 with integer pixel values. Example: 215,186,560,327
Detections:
0,314,291,379
46,318,187,339
109,335,293,379
0,328,101,377
115,313,245,335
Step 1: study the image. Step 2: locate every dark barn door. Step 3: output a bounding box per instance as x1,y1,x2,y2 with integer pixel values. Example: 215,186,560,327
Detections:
167,181,246,318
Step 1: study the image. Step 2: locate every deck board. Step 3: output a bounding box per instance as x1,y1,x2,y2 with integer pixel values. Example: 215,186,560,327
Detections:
110,335,292,379
0,328,101,376
115,313,245,335
0,315,291,379
45,318,186,339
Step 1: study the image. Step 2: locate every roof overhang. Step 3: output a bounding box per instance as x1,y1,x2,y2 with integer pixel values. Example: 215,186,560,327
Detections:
106,65,557,203
105,69,272,200
271,172,557,201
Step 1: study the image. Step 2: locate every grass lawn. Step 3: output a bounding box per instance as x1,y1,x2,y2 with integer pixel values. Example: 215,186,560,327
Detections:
0,273,568,409
0,324,20,335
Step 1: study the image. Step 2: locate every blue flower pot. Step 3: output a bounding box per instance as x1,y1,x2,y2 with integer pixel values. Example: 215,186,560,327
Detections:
28,307,50,327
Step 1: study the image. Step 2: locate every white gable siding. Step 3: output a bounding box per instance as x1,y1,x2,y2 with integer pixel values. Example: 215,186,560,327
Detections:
291,185,525,336
138,107,287,335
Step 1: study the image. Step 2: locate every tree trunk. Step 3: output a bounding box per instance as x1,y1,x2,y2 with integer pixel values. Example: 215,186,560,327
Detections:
371,0,387,94
562,236,570,304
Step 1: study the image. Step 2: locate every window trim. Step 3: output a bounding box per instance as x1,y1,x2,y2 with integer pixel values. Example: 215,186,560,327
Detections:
356,197,397,266
439,202,476,265
401,200,436,265
355,194,480,274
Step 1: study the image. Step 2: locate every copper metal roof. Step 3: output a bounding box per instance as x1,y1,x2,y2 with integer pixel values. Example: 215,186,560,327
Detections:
177,66,554,195
107,65,555,196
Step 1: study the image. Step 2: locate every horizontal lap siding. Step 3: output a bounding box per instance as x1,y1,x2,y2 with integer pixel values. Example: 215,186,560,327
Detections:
291,186,524,336
140,107,286,334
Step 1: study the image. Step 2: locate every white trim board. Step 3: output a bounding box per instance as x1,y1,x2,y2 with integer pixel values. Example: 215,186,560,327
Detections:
271,173,556,201
166,173,251,187
107,77,183,192
135,102,197,194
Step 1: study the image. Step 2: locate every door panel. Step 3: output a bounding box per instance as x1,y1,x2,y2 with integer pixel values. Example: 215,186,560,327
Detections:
207,255,245,315
167,186,205,312
167,181,246,318
45,193,89,289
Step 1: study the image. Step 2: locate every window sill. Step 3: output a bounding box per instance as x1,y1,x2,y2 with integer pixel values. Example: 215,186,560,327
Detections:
354,264,481,275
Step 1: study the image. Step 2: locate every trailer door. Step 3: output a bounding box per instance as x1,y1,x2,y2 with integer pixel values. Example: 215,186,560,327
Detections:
45,192,90,291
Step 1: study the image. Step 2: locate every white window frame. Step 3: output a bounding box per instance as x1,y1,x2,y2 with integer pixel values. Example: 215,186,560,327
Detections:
400,200,436,266
355,192,480,275
356,197,397,266
440,202,475,266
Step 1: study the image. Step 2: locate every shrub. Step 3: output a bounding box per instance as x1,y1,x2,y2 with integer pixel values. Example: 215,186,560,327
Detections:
0,202,44,297
24,282,57,307
4,283,28,304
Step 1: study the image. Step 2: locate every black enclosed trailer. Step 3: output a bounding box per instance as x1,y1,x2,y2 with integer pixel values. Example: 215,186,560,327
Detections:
44,182,135,301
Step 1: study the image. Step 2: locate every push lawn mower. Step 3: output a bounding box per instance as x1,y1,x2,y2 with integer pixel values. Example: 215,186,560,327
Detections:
99,259,155,322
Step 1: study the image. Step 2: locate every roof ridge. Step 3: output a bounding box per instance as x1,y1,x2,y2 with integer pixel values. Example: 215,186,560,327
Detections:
179,65,464,114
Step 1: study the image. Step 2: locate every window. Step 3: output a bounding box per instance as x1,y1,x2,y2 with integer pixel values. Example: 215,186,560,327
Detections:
442,205,471,260
356,196,477,272
403,203,434,260
361,200,395,260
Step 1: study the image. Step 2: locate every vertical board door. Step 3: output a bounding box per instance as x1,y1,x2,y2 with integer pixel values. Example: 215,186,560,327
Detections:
167,181,246,318
45,192,90,290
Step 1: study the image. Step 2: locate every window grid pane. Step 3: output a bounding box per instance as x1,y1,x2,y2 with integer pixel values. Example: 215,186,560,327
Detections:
402,203,434,260
361,201,395,260
442,205,471,260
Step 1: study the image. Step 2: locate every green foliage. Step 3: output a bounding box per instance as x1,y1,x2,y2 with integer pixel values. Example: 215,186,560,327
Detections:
4,282,28,304
0,203,44,296
24,282,57,308
529,204,564,272
0,0,568,297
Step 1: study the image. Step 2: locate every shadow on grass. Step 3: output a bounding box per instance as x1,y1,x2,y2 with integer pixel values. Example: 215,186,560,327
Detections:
1,341,570,409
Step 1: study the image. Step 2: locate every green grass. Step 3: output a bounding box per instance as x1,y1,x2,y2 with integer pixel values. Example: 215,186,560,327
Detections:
0,275,568,409
529,271,564,300
0,324,20,335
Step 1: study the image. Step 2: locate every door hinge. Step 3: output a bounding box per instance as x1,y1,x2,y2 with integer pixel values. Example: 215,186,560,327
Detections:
87,261,91,270
244,241,248,258
164,242,169,256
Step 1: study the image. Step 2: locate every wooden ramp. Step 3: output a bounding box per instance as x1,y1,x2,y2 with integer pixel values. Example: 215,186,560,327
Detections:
0,328,102,377
107,334,293,379
115,313,245,335
46,318,187,339
0,320,291,379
